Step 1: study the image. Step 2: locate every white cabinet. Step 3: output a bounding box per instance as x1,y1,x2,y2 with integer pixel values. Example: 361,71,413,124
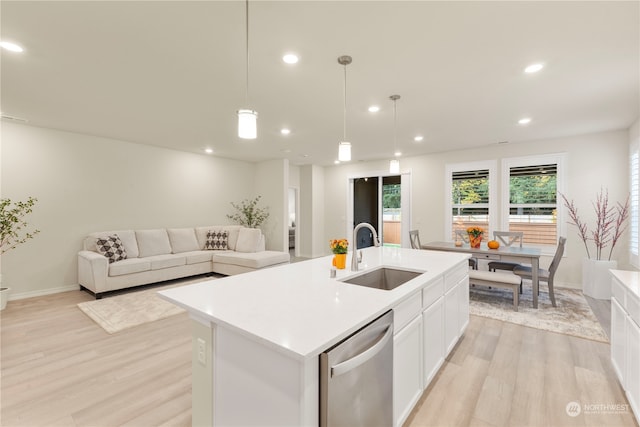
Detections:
422,296,444,387
393,315,423,427
444,285,460,355
627,318,640,420
458,277,470,334
611,296,627,385
610,270,640,424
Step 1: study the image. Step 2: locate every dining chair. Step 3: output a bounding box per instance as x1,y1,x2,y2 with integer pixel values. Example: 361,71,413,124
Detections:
512,236,566,307
409,230,421,249
487,231,524,272
454,230,478,270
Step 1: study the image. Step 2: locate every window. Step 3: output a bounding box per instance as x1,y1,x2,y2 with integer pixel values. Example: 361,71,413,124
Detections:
446,161,497,240
501,154,566,249
630,141,639,267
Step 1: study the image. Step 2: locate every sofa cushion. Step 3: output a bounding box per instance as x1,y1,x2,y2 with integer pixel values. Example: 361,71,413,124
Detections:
136,229,172,257
147,254,186,270
212,251,290,269
87,230,139,258
96,234,127,263
109,258,151,276
235,228,262,253
167,228,200,253
182,251,215,265
205,230,228,250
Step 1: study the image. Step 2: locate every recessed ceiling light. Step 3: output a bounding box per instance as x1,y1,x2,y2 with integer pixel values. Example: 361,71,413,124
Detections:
0,41,24,52
280,128,291,135
204,148,213,154
518,118,532,125
394,151,402,157
334,160,340,164
282,53,299,64
524,63,544,74
368,105,380,113
414,136,424,142
281,149,292,153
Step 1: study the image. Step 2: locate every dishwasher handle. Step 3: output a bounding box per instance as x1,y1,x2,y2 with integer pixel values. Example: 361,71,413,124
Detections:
331,325,393,377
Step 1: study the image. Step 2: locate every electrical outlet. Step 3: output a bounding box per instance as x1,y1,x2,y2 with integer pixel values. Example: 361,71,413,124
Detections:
197,338,206,365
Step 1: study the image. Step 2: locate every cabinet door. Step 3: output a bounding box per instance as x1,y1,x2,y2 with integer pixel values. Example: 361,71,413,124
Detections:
611,297,627,386
423,297,444,388
458,276,469,335
444,284,460,355
393,315,423,427
627,317,640,420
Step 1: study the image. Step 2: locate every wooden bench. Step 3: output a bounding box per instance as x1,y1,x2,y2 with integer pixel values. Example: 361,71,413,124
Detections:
468,270,522,311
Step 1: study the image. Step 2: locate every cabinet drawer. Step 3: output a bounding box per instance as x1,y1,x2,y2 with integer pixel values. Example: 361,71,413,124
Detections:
444,263,468,292
474,253,501,260
612,277,626,306
628,294,640,326
394,292,422,333
423,276,444,309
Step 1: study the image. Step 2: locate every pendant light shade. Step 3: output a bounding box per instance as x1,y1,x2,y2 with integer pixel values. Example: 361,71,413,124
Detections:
337,55,353,161
238,109,257,139
238,0,257,139
389,94,401,174
338,141,351,162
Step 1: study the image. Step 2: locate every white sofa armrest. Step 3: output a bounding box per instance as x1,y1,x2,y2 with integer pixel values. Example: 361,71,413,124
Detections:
78,250,108,294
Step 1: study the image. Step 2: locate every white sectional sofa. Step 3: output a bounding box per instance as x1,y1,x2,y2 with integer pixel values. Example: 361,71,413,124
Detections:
78,225,290,298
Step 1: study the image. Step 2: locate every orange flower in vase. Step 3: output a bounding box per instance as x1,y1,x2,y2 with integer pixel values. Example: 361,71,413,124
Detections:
466,226,484,248
330,238,349,269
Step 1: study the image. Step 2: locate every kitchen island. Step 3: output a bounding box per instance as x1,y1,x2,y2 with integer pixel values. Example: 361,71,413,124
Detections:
159,246,470,427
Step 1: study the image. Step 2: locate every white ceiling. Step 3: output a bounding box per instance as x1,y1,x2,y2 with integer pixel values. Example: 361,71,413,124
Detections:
1,1,638,166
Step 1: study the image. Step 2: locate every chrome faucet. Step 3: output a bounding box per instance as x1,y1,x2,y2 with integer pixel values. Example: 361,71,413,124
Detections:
351,222,380,271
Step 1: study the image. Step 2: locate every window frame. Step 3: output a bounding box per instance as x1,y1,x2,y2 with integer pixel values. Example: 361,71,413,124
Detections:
445,160,498,241
630,140,639,268
500,153,567,256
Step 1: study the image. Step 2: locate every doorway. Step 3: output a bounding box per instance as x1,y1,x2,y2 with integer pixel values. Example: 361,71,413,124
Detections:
288,188,298,257
349,173,411,249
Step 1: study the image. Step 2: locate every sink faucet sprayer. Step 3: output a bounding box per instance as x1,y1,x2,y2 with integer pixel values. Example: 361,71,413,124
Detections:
351,222,380,271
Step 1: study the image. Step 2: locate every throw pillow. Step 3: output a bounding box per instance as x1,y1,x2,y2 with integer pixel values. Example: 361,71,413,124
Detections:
96,234,128,263
205,230,228,250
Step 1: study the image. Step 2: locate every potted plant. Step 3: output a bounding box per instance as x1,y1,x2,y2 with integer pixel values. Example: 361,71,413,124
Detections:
561,189,629,299
226,195,269,228
0,197,40,310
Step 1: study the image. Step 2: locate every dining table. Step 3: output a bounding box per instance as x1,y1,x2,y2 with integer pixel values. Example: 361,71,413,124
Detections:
421,241,543,308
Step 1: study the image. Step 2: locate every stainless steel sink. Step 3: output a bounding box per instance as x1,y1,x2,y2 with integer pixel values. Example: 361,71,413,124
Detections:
341,267,424,291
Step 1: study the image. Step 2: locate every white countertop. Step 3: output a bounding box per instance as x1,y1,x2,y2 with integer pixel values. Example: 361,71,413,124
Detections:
159,246,469,360
611,269,640,301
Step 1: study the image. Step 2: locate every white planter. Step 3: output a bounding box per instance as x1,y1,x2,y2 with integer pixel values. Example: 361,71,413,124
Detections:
582,258,617,300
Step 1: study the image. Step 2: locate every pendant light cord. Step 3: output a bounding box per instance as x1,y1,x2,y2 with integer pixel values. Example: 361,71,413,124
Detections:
343,63,347,141
245,0,250,106
393,98,397,151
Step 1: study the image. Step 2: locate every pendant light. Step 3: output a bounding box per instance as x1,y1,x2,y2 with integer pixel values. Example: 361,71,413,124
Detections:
337,55,352,161
389,94,401,174
237,0,257,139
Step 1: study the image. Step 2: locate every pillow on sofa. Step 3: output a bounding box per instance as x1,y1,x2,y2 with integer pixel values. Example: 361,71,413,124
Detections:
167,228,200,253
235,228,261,253
205,230,228,250
96,234,127,263
136,229,172,257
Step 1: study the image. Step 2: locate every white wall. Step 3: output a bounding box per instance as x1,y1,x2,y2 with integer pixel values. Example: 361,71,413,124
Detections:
1,122,256,298
299,165,325,258
324,130,630,288
254,159,288,252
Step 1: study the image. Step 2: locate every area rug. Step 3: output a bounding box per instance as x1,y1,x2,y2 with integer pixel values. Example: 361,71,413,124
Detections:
469,285,609,343
77,279,207,334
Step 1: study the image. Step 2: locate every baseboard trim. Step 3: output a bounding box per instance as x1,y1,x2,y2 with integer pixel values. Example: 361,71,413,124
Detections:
9,284,81,301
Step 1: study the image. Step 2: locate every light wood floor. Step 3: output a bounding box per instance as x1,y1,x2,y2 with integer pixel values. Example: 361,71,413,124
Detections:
1,288,638,427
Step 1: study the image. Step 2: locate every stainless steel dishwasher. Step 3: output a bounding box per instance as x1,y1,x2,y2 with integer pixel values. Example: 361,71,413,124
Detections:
320,310,394,427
